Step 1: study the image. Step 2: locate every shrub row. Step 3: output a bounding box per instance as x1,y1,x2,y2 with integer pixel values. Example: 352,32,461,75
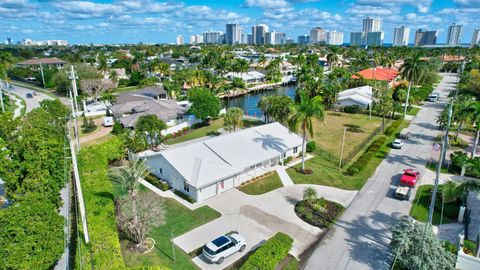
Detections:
384,119,403,137
173,190,196,203
239,171,275,186
347,136,387,175
240,232,293,270
164,127,191,140
144,174,170,191
77,136,126,269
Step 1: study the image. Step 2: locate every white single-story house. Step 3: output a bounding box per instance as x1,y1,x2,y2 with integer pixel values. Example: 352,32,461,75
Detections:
224,71,265,84
336,85,373,109
140,122,302,202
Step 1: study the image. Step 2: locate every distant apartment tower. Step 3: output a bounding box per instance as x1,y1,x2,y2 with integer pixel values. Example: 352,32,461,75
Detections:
176,35,184,45
327,31,344,45
350,31,364,46
265,31,276,45
367,32,384,46
414,29,438,46
363,17,381,33
189,35,196,44
310,27,328,44
239,27,246,44
203,31,223,44
393,26,410,46
252,24,269,45
447,23,463,46
6,38,12,45
285,38,295,44
226,23,241,45
189,35,203,45
471,28,480,48
247,33,253,45
297,35,310,44
275,32,287,45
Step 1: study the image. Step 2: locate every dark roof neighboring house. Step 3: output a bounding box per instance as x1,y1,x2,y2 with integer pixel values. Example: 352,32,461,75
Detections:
17,57,67,66
115,86,167,103
351,67,399,82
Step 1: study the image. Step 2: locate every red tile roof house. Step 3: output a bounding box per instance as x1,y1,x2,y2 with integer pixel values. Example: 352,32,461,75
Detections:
17,57,67,69
351,67,400,87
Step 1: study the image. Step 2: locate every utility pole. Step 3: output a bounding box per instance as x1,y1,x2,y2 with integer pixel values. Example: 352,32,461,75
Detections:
403,81,412,117
339,127,347,170
0,80,4,113
68,66,81,152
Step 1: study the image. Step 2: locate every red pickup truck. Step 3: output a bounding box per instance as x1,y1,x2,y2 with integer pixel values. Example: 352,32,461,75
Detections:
400,169,421,187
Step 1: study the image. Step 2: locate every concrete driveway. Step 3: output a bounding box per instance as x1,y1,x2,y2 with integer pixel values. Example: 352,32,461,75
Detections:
174,185,357,270
303,73,458,270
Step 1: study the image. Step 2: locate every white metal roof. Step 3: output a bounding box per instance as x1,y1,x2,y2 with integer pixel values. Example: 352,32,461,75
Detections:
146,122,302,188
338,85,372,100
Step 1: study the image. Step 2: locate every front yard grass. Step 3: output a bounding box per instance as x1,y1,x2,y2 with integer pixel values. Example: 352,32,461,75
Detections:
288,120,410,190
409,185,460,225
407,107,420,116
120,189,221,269
311,112,383,159
238,172,283,195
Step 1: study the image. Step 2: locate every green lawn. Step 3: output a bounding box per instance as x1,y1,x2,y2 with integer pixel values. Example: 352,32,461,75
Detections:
120,190,221,269
410,185,461,225
238,172,283,195
165,118,264,145
282,256,299,270
287,120,410,190
407,107,420,116
310,112,383,159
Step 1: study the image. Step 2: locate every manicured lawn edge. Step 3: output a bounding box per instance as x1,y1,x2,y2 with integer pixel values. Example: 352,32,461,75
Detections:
238,171,283,195
240,232,294,270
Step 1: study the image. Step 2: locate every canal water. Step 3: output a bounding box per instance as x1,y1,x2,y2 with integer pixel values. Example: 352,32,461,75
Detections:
223,85,296,118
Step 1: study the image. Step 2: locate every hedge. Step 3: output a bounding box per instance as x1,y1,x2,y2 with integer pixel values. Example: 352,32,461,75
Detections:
77,136,126,269
174,190,196,203
384,119,403,137
145,174,170,191
240,232,293,270
348,136,387,173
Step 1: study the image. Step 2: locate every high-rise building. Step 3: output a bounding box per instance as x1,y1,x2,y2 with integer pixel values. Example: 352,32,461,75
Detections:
203,31,223,44
471,28,480,48
176,35,184,45
286,38,294,44
446,23,463,46
247,34,253,44
196,34,204,44
189,35,196,44
252,24,269,45
363,17,381,33
239,27,246,44
297,35,310,44
309,27,328,44
366,31,384,46
226,23,241,45
265,31,276,45
327,31,343,45
6,38,12,45
350,31,364,46
393,26,410,46
275,32,286,45
414,29,438,46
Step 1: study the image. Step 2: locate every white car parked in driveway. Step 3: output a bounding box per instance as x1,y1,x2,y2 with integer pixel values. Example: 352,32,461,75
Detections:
202,233,246,264
392,139,404,149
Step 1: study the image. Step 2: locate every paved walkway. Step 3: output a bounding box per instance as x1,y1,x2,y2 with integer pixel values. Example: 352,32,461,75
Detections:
303,73,458,270
277,167,294,186
79,118,112,144
173,185,357,270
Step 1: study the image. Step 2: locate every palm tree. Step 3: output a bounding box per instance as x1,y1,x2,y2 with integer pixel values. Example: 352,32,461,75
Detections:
442,180,480,204
466,101,480,158
110,159,151,235
303,186,317,202
400,55,429,117
109,70,119,87
288,90,325,171
224,107,244,131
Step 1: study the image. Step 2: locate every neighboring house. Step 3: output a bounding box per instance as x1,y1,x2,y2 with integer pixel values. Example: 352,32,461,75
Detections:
140,122,302,202
466,191,480,242
336,85,373,109
442,54,465,63
110,86,189,130
280,61,297,76
103,68,129,81
225,71,265,84
17,57,67,69
351,67,399,87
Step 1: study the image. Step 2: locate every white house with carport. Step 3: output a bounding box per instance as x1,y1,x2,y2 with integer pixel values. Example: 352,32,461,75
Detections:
139,122,303,202
336,85,373,109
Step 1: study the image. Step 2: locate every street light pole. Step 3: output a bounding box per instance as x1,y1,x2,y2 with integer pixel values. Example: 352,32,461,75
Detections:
68,66,81,152
339,127,347,170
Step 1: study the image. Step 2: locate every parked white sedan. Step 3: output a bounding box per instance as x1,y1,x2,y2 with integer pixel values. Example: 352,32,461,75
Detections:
392,139,404,149
202,233,247,264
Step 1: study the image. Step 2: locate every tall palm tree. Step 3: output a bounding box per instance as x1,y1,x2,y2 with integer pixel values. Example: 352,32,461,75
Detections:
466,101,480,158
400,55,429,117
110,159,151,228
109,70,119,87
442,180,480,203
288,90,325,171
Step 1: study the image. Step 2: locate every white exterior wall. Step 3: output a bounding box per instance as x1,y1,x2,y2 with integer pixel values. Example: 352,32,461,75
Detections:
337,99,368,109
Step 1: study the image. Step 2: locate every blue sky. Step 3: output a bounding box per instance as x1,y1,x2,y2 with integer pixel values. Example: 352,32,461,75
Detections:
0,0,479,44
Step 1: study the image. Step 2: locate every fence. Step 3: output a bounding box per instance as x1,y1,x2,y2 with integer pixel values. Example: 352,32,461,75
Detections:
340,119,391,168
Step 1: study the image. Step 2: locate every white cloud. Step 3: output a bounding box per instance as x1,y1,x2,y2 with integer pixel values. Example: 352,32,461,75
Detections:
453,0,480,7
243,0,290,9
346,5,399,15
53,1,124,19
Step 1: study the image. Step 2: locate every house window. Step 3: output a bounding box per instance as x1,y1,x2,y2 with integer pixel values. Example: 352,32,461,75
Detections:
159,168,163,175
183,181,190,192
293,147,298,154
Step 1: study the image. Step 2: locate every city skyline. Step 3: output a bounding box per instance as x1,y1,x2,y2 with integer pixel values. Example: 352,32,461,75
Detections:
1,0,479,45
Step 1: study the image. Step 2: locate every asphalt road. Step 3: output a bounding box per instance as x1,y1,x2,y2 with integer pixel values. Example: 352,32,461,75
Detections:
303,73,457,270
9,84,53,113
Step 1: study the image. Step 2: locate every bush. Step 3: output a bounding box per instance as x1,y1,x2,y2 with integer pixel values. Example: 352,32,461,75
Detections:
283,156,293,164
442,241,457,255
384,119,403,137
81,117,97,134
343,105,362,114
464,240,478,255
111,121,124,135
174,190,196,203
240,232,293,270
349,136,387,173
306,141,316,152
345,166,359,176
144,174,169,191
